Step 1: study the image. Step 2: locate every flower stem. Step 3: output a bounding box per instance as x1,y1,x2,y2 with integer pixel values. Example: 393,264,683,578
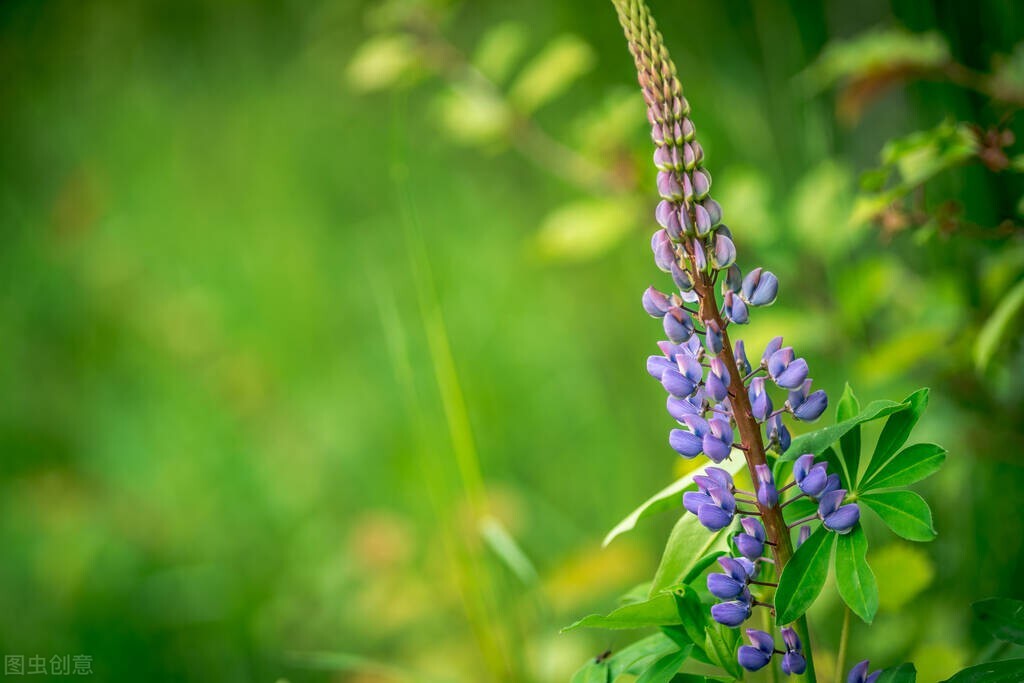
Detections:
836,606,851,681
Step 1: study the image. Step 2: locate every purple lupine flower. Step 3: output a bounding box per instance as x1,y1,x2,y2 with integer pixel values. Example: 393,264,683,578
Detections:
670,414,708,458
710,597,752,627
741,267,779,307
710,233,737,270
725,264,743,294
820,472,841,497
766,413,791,453
705,319,723,354
818,489,860,534
747,376,773,422
663,307,695,344
661,354,703,398
696,486,737,531
723,290,749,324
647,355,675,380
652,229,676,272
737,629,774,671
702,466,735,491
767,347,809,390
788,379,828,421
733,339,751,375
642,286,672,318
667,394,703,421
848,660,882,683
706,357,731,402
703,416,734,463
793,454,830,496
734,517,766,560
797,524,812,547
707,556,754,599
671,261,695,293
780,627,806,675
761,336,783,368
755,464,777,507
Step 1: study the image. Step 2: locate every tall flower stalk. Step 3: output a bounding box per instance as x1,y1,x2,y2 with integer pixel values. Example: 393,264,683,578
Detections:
613,0,854,678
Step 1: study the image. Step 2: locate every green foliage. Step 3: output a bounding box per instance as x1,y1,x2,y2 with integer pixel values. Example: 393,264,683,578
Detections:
859,490,937,542
973,598,1024,646
564,593,683,631
862,389,930,485
635,645,692,683
650,514,730,595
877,662,918,683
974,279,1024,372
861,442,946,490
775,526,836,624
835,526,879,623
942,660,1024,683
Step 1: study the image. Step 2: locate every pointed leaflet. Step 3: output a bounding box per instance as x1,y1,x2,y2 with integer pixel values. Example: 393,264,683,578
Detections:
836,383,862,486
775,527,837,624
941,660,1024,683
973,598,1024,646
704,622,743,680
823,446,854,490
651,513,732,594
605,633,680,680
604,457,746,545
861,443,946,491
861,389,929,485
571,660,610,683
835,526,879,623
860,490,937,541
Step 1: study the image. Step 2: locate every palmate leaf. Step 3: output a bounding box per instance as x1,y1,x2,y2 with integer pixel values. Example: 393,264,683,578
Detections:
571,633,680,683
859,490,937,541
835,526,879,623
836,383,862,484
775,527,836,624
604,457,746,546
973,598,1024,646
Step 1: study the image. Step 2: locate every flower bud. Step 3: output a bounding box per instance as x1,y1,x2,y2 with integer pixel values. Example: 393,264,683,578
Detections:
663,307,695,343
760,336,783,368
653,145,673,171
848,660,882,683
652,229,676,272
782,652,807,676
703,198,723,226
657,171,682,200
734,339,751,375
642,286,672,317
725,264,743,293
711,599,751,627
797,524,812,547
748,376,773,422
647,355,674,380
691,238,707,272
671,262,695,293
694,203,713,236
710,233,737,270
681,118,695,141
738,629,773,672
703,417,733,463
766,413,791,453
670,427,703,458
724,290,749,324
704,319,723,354
741,267,780,307
768,348,809,390
693,169,711,199
755,464,777,507
707,357,731,402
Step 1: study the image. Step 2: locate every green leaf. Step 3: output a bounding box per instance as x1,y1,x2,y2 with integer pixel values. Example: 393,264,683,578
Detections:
636,646,692,683
571,660,610,683
862,389,929,485
974,279,1024,372
605,457,746,546
563,593,682,631
973,598,1024,646
778,398,907,467
861,443,946,490
670,587,710,658
775,527,837,624
651,513,732,594
606,634,679,680
860,490,937,541
823,446,855,490
942,659,1024,683
877,662,917,683
837,383,862,485
835,526,879,623
704,623,743,680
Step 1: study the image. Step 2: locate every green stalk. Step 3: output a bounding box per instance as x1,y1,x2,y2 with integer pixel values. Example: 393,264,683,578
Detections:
836,607,852,681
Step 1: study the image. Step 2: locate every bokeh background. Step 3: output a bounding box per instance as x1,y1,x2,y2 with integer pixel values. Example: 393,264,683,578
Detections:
1,0,1023,681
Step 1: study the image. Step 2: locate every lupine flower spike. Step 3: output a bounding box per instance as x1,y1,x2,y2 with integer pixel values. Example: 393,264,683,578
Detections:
612,0,862,676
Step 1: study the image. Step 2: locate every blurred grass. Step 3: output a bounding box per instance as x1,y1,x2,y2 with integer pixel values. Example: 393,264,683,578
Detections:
0,0,1022,681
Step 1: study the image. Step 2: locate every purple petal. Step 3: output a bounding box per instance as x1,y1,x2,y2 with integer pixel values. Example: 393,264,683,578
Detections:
671,261,694,292
707,573,745,599
683,491,712,515
741,267,762,302
798,524,811,547
750,271,779,306
793,453,815,482
697,503,734,531
794,389,828,421
647,355,674,380
710,600,750,627
703,198,722,226
703,432,732,463
662,368,697,398
782,652,806,675
667,396,700,421
705,466,734,490
774,358,809,390
848,660,871,683
821,473,841,497
824,504,860,534
694,203,712,236
657,171,682,200
817,489,847,516
663,308,695,344
735,533,764,560
737,646,771,672
781,626,801,652
711,233,736,270
642,287,672,317
761,336,784,367
670,429,703,458
746,628,775,653
734,339,751,374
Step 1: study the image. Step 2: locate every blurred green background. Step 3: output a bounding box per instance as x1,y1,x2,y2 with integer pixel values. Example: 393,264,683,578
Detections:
1,0,1023,681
